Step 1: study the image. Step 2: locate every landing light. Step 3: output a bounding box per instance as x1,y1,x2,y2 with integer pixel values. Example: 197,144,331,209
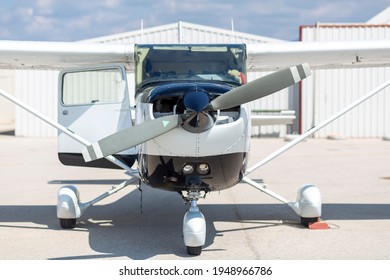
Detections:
182,164,194,175
197,163,210,175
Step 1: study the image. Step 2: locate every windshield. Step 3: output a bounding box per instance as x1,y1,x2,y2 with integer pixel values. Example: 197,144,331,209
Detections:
135,44,246,91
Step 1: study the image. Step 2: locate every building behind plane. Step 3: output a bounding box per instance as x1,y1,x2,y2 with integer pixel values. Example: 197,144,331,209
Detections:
300,8,390,138
11,21,291,138
2,9,390,139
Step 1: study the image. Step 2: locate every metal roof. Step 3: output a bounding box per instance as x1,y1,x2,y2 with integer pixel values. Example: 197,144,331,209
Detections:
81,21,285,44
367,6,390,24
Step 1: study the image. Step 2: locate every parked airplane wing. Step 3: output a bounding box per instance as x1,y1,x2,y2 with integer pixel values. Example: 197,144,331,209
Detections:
1,39,390,70
0,40,135,69
247,40,390,71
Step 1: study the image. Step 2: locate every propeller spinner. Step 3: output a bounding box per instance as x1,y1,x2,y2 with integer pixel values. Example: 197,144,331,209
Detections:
181,90,214,133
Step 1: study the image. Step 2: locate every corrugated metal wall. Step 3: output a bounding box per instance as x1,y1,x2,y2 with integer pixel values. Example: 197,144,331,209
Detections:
14,21,290,138
247,71,293,137
0,69,15,126
15,70,59,137
87,21,284,44
301,25,390,138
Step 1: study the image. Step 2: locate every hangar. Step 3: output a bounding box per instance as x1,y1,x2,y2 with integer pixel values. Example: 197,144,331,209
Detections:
300,7,390,138
0,8,389,139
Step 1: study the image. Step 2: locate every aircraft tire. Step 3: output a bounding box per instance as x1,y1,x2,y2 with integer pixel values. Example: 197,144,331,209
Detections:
186,246,202,256
59,218,77,229
300,217,318,227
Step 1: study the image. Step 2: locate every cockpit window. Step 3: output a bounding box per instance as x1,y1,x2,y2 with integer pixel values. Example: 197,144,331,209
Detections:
135,44,246,91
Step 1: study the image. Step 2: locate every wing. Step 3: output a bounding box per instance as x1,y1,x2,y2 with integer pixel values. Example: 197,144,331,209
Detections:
0,40,134,69
247,40,390,71
1,39,390,70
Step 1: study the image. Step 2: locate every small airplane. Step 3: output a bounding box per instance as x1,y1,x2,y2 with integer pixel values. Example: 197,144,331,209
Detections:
1,39,390,256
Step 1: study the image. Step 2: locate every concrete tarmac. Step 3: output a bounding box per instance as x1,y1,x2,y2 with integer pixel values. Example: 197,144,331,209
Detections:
0,135,389,260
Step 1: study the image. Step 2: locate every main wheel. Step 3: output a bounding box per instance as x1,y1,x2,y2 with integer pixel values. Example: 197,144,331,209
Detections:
59,218,77,229
186,246,202,256
301,217,319,227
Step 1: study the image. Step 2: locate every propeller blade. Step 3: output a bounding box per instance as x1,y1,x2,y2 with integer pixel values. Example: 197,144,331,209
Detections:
209,63,311,110
82,115,180,162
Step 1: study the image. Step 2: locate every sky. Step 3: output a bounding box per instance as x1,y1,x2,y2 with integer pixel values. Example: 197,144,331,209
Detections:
0,0,389,42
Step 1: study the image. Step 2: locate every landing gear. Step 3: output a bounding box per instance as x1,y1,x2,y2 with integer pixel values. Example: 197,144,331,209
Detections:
59,218,77,229
301,217,320,227
186,246,202,256
56,178,138,229
182,192,206,256
289,184,322,225
57,185,83,229
243,178,325,228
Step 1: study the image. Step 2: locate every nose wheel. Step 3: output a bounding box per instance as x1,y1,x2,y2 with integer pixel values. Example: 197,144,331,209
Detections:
186,245,202,256
182,192,206,256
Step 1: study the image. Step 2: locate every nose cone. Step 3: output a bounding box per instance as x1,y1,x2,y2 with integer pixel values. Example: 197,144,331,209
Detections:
183,91,210,113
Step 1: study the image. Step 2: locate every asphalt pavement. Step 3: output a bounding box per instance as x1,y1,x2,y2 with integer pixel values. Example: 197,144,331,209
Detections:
0,135,389,260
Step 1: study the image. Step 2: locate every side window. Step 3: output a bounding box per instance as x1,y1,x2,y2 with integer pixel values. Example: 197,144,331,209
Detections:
62,68,126,105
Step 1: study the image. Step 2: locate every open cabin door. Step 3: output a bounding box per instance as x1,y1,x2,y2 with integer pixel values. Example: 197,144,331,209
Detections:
58,65,136,169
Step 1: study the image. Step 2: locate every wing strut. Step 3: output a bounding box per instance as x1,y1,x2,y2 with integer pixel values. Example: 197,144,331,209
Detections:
0,88,132,173
245,78,390,175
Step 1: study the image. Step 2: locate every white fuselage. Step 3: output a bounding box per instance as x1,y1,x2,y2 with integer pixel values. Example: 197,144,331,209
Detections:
135,91,251,192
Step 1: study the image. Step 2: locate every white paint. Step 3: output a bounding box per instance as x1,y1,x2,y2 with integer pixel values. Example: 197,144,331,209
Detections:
301,24,390,138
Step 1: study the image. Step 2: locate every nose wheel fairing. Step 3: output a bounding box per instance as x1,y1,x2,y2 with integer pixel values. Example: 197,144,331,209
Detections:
140,153,245,192
183,199,206,256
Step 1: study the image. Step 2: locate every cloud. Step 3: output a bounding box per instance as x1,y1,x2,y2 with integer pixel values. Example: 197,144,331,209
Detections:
163,0,233,13
36,0,54,15
26,15,56,33
0,0,388,41
297,2,358,22
102,0,122,8
16,7,34,18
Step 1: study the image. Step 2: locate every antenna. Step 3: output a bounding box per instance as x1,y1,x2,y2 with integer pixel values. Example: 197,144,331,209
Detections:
178,20,183,44
231,18,236,43
141,19,144,43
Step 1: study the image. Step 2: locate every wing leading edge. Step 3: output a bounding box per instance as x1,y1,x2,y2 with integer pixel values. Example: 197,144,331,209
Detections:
247,40,390,71
1,39,390,70
0,40,135,69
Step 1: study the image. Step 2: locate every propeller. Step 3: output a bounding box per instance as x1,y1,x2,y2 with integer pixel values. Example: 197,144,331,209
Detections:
208,63,311,110
82,63,311,162
82,114,180,162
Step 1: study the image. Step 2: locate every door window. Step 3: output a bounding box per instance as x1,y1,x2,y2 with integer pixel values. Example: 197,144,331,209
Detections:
62,68,126,105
